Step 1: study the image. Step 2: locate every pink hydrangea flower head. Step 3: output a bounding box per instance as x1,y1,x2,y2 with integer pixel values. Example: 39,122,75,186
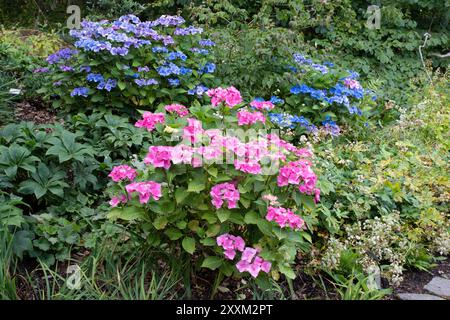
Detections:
183,118,204,144
237,110,266,126
295,148,314,158
249,100,275,111
108,165,137,182
109,194,127,207
197,145,223,161
164,104,189,117
125,181,162,204
266,206,305,230
344,78,362,90
234,159,262,174
206,86,242,108
210,182,240,209
216,234,246,260
236,247,272,278
144,146,173,169
135,112,165,131
170,145,194,165
241,247,258,262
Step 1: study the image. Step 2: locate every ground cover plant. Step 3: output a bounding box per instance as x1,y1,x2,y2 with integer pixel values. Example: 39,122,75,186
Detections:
0,3,448,301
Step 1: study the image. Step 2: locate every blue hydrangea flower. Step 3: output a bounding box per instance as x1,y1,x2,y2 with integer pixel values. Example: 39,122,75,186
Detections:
180,67,192,75
167,51,187,61
97,79,117,91
71,87,89,97
199,62,216,74
138,66,150,72
46,48,78,64
156,62,180,77
188,84,209,96
59,65,73,72
152,46,169,53
87,73,104,83
270,96,284,105
190,47,209,55
168,78,180,86
134,78,159,87
199,39,215,47
79,66,91,73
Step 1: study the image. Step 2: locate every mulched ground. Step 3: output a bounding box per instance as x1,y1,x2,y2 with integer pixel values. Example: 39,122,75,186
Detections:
14,97,58,124
388,257,450,299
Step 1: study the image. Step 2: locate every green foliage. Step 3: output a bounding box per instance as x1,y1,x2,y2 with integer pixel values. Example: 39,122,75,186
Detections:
0,112,149,264
86,0,148,20
326,270,391,300
0,29,63,99
0,232,18,300
314,74,449,232
154,0,449,109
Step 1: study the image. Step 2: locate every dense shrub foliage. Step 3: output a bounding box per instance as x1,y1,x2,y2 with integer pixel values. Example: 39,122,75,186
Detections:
0,113,150,264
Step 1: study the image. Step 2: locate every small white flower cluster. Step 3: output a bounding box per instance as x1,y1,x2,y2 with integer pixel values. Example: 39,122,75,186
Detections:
321,213,415,286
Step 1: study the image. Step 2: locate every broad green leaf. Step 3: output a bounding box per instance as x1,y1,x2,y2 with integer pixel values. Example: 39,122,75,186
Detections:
217,209,230,223
187,179,206,193
153,216,168,230
244,211,259,224
182,237,196,254
107,206,146,221
165,228,183,240
279,265,296,279
206,224,221,237
201,256,223,270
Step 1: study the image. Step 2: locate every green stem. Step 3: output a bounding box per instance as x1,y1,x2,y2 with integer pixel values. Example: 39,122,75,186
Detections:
287,277,297,299
211,269,224,299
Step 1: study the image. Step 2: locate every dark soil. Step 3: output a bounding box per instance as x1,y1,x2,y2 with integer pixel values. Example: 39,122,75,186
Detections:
389,257,450,299
14,97,58,124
